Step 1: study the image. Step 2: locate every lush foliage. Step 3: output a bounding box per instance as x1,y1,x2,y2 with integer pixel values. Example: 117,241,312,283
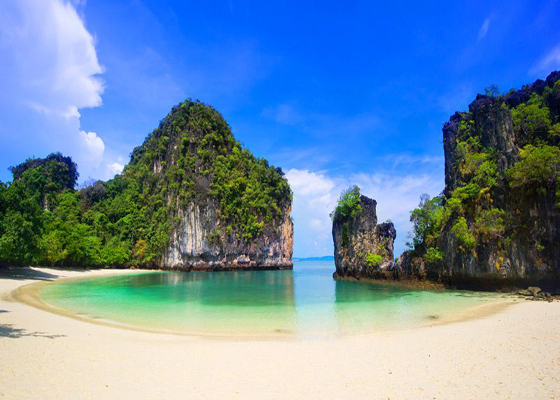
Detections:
451,217,477,252
331,185,362,222
408,134,504,259
0,100,291,267
9,152,78,211
424,247,444,264
512,93,552,145
331,186,362,247
365,252,383,267
408,194,445,250
507,144,560,200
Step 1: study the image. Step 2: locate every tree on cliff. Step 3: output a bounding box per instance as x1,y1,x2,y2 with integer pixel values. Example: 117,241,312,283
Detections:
331,185,362,222
331,186,362,247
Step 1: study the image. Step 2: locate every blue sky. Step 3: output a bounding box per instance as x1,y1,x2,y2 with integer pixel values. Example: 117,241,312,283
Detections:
1,0,559,257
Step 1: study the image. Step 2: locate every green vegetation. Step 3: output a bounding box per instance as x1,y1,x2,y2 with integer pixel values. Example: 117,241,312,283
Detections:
331,185,362,222
0,100,291,268
451,217,477,253
331,186,362,247
365,252,383,267
484,84,500,98
408,129,507,258
424,247,444,265
512,93,552,145
507,144,560,201
408,194,445,250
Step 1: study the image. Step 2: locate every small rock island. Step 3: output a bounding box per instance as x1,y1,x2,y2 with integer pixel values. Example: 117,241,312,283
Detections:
332,186,396,280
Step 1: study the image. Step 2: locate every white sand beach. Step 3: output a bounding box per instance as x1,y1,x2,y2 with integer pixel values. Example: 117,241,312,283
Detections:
1,268,559,399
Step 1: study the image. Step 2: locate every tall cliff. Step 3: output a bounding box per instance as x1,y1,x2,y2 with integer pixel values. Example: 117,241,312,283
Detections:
332,187,396,279
126,100,293,270
163,198,293,270
400,71,560,289
0,100,293,270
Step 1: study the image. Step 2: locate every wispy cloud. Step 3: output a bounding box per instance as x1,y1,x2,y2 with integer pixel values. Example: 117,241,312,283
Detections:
477,18,491,41
379,153,443,169
269,146,333,171
262,103,380,138
530,45,560,76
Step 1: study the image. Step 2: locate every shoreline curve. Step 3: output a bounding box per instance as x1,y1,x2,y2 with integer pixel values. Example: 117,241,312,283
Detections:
8,269,518,341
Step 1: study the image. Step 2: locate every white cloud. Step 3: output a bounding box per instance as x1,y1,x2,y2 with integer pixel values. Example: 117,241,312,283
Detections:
0,0,125,182
477,18,491,41
530,45,560,76
107,162,124,176
286,169,336,196
286,163,443,258
381,153,443,169
0,0,104,117
351,172,443,236
286,169,340,257
79,130,105,163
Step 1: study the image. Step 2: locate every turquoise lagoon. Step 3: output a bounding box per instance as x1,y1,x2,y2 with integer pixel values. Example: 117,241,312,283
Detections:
40,261,508,338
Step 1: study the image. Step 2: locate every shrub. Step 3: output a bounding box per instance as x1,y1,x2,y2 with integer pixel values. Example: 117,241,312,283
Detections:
484,84,500,98
365,252,383,267
549,123,560,139
512,93,552,145
332,186,362,222
507,144,560,198
425,247,444,264
475,208,506,241
451,217,476,253
408,194,444,250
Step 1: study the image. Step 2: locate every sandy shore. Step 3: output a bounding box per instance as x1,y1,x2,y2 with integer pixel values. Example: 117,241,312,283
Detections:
1,268,559,399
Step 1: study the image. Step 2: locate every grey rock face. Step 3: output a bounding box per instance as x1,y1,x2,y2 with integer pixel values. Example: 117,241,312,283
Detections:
162,200,293,271
470,96,518,171
332,195,396,279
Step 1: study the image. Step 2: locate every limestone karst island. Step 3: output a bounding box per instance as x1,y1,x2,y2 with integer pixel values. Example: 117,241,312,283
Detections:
1,1,560,399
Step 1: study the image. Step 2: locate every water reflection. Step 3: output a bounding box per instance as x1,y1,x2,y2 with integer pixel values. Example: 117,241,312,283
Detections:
41,261,504,337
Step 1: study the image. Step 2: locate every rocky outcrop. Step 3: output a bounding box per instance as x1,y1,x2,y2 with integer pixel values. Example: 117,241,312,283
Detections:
399,71,560,290
443,97,518,196
128,100,294,271
332,196,396,280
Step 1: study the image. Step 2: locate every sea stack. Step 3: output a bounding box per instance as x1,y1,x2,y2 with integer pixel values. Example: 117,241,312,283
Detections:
332,192,396,280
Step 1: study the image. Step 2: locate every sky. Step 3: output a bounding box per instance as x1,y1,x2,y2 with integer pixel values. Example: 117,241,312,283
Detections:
0,0,559,258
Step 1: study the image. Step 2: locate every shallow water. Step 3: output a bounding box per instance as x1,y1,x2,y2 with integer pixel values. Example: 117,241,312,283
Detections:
40,261,508,338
